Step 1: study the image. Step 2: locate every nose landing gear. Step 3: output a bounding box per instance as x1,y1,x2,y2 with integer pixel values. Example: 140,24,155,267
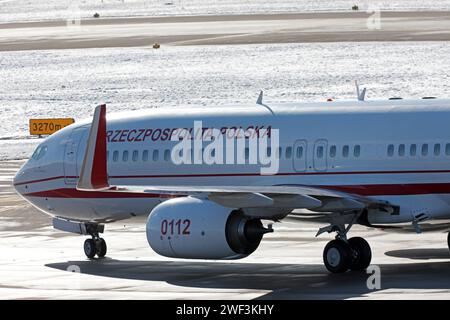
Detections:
84,237,107,259
82,224,107,259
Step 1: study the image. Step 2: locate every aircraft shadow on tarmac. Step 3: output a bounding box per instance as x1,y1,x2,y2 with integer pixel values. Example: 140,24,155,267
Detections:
385,248,450,260
46,251,450,299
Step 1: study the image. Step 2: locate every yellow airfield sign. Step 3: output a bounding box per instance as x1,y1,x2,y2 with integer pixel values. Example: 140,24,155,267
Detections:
29,118,75,135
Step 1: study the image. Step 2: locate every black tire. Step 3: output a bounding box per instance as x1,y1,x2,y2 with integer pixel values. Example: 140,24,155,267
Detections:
447,232,450,251
323,240,352,273
96,238,107,258
348,237,372,271
84,239,96,259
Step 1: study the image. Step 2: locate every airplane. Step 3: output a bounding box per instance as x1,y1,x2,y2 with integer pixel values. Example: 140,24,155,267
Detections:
13,92,450,273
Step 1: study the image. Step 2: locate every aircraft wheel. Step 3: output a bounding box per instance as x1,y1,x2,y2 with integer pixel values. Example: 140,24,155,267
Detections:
96,238,107,258
348,237,372,271
323,240,352,273
447,232,450,251
84,239,97,259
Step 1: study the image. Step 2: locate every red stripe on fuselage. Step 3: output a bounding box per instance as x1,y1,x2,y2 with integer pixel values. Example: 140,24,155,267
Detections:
23,188,171,199
13,169,450,186
21,183,450,198
322,183,450,196
14,175,71,186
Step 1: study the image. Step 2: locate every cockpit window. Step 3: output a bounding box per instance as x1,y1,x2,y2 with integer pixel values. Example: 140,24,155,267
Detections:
31,145,48,160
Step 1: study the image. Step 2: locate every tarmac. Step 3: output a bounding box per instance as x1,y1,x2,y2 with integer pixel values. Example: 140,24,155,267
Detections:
1,160,450,299
1,11,450,51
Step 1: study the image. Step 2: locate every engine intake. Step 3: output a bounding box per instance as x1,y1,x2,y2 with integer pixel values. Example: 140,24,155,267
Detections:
146,196,272,260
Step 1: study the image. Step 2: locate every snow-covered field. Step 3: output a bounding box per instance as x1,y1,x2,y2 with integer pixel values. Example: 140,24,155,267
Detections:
1,0,450,23
1,41,450,160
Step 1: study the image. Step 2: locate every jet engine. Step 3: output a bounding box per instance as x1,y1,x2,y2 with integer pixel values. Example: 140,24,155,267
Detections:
146,196,272,259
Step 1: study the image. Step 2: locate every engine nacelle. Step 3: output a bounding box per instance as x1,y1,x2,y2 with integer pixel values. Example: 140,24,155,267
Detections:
146,196,271,259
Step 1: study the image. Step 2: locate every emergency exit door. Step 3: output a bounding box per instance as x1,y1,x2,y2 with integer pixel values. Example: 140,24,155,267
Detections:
313,139,328,172
64,127,87,184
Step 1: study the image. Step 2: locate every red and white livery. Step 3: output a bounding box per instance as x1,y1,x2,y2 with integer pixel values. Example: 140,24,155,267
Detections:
13,97,450,273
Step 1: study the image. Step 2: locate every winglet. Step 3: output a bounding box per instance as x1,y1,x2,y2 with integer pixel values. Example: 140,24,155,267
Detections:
77,104,109,191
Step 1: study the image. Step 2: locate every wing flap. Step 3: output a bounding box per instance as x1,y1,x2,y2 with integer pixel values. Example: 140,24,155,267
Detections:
208,192,274,208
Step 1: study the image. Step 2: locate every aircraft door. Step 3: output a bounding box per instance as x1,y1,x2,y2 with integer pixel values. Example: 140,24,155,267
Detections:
293,140,307,172
313,139,328,172
64,127,87,184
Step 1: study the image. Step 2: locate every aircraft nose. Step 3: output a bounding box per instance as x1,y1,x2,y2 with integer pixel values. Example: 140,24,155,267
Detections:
13,171,20,195
13,161,28,195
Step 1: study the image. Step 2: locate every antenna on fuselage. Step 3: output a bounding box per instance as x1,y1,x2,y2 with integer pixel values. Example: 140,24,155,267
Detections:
256,90,263,105
355,80,367,101
256,90,274,115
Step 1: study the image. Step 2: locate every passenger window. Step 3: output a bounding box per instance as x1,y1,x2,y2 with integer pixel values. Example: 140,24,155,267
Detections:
354,145,361,157
245,148,249,160
132,150,138,162
285,147,292,159
398,144,405,157
122,150,129,162
410,144,417,156
434,144,441,156
421,144,428,156
387,144,394,157
278,147,282,159
267,147,271,157
113,151,119,162
343,145,349,158
316,146,324,159
329,145,336,158
142,150,149,161
296,146,303,158
164,149,170,161
152,150,159,161
446,143,450,156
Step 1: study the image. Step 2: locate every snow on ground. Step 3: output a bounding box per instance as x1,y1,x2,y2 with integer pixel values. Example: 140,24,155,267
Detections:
1,0,450,23
1,41,449,160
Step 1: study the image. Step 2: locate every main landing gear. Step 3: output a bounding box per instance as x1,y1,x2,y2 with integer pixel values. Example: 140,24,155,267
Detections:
318,211,372,273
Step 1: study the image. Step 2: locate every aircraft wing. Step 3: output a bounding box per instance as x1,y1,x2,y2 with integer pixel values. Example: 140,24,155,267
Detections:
77,105,395,215
111,184,393,213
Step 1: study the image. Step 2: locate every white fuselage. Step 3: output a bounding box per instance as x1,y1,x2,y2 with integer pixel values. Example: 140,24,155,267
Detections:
13,99,450,226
